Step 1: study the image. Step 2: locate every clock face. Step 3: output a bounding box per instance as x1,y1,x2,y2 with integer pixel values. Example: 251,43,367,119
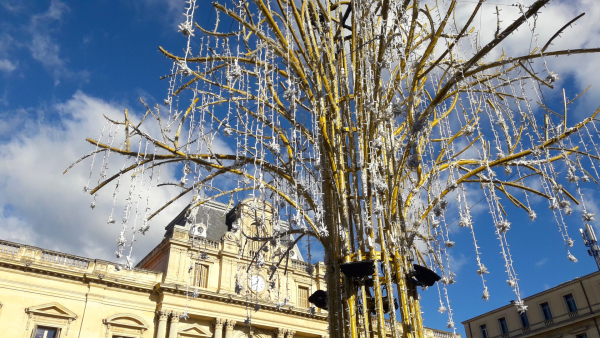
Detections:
249,275,265,292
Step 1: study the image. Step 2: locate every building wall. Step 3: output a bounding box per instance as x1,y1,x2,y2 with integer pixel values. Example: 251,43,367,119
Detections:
0,241,161,338
0,199,457,338
462,272,600,338
0,236,328,338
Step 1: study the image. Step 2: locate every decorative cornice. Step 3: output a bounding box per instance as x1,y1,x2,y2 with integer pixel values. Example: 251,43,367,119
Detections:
0,257,160,295
155,283,327,321
1,257,326,323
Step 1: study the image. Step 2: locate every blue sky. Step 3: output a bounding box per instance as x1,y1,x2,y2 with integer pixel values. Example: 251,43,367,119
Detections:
2,0,600,337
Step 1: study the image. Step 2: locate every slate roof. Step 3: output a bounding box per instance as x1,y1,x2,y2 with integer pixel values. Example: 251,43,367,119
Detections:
164,199,304,261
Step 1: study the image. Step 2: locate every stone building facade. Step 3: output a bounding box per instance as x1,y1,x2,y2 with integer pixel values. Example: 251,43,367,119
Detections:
0,198,455,338
462,270,600,338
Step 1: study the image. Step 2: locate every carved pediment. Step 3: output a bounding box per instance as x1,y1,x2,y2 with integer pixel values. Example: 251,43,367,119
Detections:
103,313,149,330
26,302,78,320
179,323,212,337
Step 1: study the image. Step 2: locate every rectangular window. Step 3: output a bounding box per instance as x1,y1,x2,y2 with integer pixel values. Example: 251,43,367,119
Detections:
194,264,209,288
576,333,588,338
540,302,552,320
498,318,508,335
564,294,577,313
298,286,309,308
480,325,489,338
34,327,58,338
519,312,530,328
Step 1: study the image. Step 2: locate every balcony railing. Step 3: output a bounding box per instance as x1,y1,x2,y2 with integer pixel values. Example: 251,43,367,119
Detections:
543,319,554,326
0,241,20,255
432,329,455,338
41,251,90,269
292,259,309,270
197,237,220,249
568,311,579,319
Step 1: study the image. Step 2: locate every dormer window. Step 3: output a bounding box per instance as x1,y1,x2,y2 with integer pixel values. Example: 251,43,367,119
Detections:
231,220,240,232
190,223,207,238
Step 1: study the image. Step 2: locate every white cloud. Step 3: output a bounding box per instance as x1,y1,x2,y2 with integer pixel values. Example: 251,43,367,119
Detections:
449,253,468,273
29,34,64,70
25,0,89,84
449,0,600,112
535,257,547,266
0,59,15,73
0,33,16,72
0,92,188,262
0,213,37,245
30,0,69,24
127,0,190,29
1,0,24,13
0,89,240,265
0,91,8,106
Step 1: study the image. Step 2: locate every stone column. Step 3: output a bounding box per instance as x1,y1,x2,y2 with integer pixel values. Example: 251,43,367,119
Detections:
224,320,236,338
169,312,180,338
214,318,225,338
275,328,287,338
156,310,169,338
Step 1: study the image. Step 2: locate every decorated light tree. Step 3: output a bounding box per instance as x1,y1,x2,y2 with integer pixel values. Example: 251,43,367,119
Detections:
71,1,600,338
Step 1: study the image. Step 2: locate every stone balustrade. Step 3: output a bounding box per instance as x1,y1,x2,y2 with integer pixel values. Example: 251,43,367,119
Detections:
41,251,90,269
0,240,20,255
0,239,162,285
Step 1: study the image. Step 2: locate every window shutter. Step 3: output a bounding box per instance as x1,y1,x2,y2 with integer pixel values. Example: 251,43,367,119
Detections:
195,264,209,288
298,286,309,308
